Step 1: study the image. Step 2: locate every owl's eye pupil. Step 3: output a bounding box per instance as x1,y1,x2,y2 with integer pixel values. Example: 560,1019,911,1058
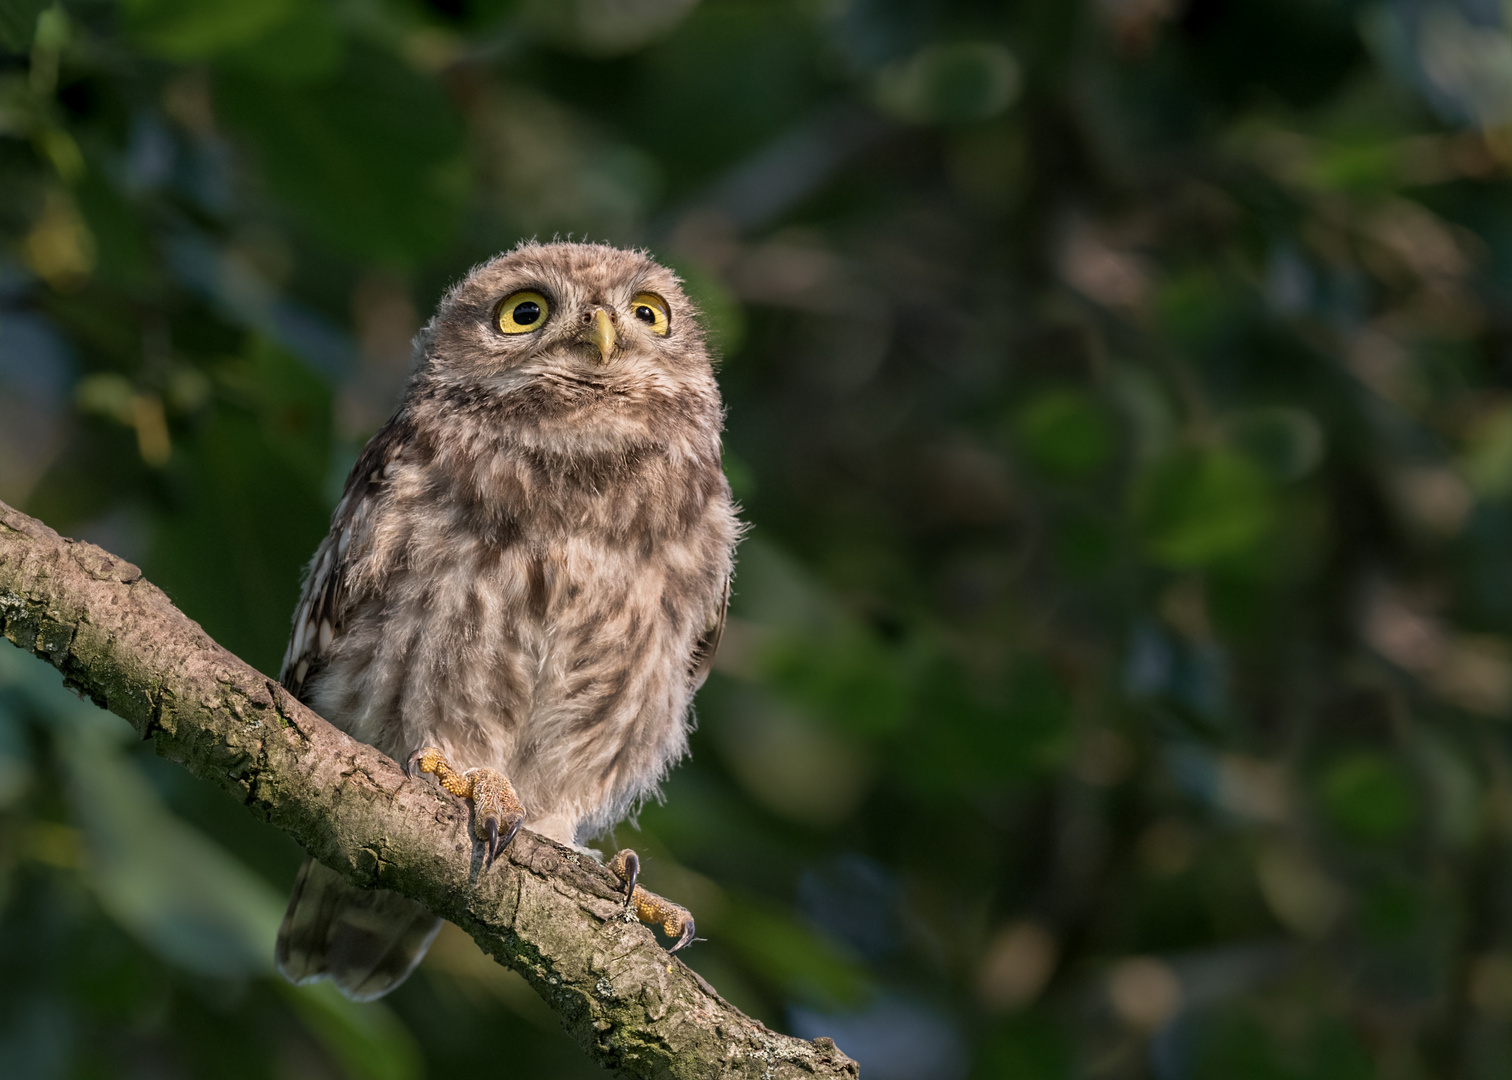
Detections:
635,305,656,324
512,301,541,326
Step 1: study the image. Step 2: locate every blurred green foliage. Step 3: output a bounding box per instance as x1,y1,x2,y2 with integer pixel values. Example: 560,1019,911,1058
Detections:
4,0,1512,1078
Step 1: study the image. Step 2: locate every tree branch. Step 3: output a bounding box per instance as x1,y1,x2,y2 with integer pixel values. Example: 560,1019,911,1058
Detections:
0,499,858,1080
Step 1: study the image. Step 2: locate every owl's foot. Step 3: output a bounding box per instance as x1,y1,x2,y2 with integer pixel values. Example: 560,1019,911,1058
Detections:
607,849,696,952
405,747,525,868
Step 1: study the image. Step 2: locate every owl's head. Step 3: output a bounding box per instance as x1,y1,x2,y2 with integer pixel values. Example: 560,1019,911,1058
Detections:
417,241,711,397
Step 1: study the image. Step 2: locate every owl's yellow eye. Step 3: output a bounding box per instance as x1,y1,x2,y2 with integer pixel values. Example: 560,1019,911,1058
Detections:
497,290,550,334
631,293,670,336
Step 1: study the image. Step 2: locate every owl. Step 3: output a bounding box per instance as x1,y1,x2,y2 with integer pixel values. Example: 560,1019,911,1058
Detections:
274,241,741,1001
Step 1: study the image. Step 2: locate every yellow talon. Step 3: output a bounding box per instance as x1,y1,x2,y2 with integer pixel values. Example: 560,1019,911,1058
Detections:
406,746,525,867
608,848,696,952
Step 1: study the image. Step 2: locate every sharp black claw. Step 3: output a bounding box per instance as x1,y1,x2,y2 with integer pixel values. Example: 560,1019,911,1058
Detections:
404,750,422,779
499,816,523,854
483,817,500,868
669,916,696,953
620,850,641,911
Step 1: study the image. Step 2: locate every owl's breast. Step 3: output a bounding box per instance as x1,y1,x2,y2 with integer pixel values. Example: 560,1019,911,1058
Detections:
311,479,726,744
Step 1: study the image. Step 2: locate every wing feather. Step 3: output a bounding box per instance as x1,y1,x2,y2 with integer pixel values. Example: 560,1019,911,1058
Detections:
279,412,412,699
689,577,729,691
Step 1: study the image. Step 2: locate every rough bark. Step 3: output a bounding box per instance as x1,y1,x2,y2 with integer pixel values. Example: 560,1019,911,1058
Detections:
0,499,858,1080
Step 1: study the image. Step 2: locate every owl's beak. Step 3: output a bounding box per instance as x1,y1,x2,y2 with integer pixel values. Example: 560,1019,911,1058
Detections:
587,308,617,364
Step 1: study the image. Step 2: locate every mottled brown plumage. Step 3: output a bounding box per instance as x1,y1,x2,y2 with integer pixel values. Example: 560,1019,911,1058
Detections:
275,241,740,1000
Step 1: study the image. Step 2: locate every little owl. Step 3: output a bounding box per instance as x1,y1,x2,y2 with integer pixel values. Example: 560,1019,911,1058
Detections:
274,241,741,1001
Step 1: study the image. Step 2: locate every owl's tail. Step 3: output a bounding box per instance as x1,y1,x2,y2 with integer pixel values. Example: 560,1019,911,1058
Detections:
275,857,443,1002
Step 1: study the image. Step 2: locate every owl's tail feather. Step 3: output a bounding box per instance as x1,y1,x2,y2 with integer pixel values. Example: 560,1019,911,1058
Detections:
276,857,443,1002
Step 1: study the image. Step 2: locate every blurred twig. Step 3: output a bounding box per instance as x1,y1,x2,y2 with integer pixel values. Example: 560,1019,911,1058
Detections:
0,499,857,1080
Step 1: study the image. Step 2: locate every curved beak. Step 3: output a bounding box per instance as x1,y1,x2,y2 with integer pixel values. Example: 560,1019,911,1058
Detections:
588,308,617,364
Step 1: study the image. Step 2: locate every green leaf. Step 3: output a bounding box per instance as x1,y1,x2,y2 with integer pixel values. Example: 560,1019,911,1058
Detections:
1014,388,1115,479
278,982,422,1080
0,0,47,52
148,340,333,674
63,720,286,978
761,626,912,737
215,47,466,266
718,898,869,1009
1134,449,1276,568
219,2,344,84
1464,401,1512,498
1157,272,1230,347
123,0,295,59
910,659,1071,792
875,42,1021,125
1226,407,1324,483
973,1015,1071,1080
1320,753,1417,842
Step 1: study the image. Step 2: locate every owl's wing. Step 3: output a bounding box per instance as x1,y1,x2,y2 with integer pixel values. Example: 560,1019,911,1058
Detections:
279,411,412,699
275,412,445,1004
688,577,729,691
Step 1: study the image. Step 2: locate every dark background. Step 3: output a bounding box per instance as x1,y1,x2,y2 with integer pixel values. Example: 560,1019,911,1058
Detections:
2,0,1510,1077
